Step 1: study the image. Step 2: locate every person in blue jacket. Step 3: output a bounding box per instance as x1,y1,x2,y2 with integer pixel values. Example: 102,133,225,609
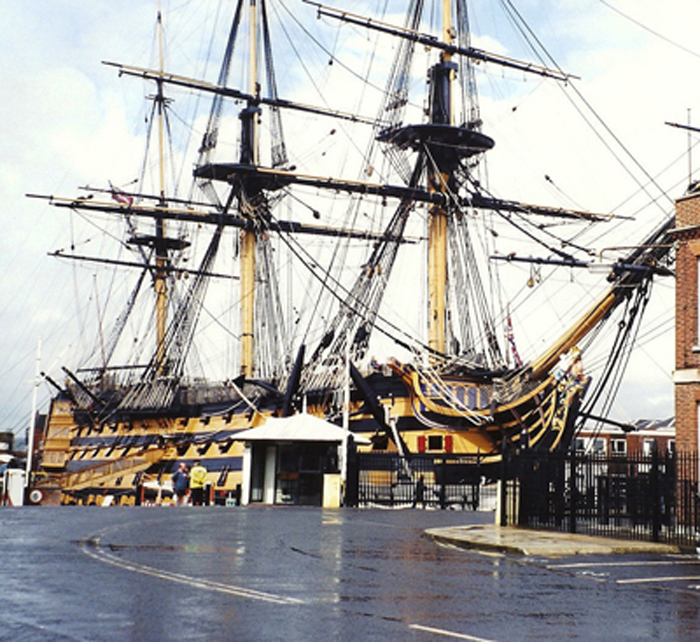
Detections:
171,462,190,506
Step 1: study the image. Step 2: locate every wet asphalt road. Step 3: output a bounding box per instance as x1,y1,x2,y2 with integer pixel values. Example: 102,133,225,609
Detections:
1,506,699,641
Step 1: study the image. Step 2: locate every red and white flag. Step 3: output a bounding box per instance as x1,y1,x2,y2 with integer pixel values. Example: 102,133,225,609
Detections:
109,182,134,207
506,312,522,368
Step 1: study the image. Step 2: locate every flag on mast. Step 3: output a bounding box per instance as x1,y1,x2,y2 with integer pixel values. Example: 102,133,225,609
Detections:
109,181,134,206
506,309,522,368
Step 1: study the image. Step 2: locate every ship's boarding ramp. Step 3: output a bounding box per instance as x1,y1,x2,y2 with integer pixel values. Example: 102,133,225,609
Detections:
61,449,167,492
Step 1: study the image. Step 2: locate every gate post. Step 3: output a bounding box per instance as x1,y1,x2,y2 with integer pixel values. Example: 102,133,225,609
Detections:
344,436,359,507
569,447,577,534
517,450,528,527
498,439,508,526
439,458,447,510
650,443,660,542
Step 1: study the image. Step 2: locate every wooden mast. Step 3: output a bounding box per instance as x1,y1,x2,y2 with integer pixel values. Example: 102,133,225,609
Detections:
239,0,260,378
427,0,455,357
154,5,168,373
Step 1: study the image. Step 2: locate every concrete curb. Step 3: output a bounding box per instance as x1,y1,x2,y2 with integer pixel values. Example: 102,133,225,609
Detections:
425,525,684,557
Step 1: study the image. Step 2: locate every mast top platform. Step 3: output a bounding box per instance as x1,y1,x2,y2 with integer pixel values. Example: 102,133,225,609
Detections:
378,124,495,159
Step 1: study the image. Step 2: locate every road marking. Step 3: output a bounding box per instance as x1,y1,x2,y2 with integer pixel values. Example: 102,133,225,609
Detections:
549,560,700,570
409,623,497,641
617,575,700,585
81,536,304,605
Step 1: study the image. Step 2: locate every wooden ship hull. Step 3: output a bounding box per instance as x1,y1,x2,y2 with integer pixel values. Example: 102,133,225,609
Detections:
37,368,585,505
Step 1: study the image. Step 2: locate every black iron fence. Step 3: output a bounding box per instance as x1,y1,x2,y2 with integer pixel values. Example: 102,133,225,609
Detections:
346,447,700,547
346,452,499,511
501,448,700,548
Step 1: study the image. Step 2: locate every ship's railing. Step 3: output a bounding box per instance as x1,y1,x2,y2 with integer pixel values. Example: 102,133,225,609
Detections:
492,370,532,405
178,381,243,405
65,377,244,412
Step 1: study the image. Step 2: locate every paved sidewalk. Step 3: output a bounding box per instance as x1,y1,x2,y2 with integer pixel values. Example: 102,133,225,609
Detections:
425,524,684,557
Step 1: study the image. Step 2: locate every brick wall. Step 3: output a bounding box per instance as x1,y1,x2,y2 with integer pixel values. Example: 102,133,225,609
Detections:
675,385,699,451
674,192,700,450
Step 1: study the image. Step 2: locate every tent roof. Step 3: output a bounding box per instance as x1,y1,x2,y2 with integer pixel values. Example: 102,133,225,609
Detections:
233,413,371,444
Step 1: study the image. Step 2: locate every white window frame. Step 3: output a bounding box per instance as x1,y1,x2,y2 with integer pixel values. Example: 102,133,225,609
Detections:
611,439,627,456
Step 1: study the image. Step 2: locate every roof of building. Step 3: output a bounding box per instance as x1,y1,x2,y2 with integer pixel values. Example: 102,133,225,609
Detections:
233,413,372,444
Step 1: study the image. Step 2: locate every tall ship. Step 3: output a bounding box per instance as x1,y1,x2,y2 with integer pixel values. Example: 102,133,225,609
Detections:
31,0,674,505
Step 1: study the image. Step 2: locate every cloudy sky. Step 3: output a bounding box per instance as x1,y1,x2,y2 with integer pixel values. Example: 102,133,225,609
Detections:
2,0,700,442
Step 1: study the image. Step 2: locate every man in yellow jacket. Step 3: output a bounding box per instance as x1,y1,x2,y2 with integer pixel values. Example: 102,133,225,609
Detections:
189,460,208,506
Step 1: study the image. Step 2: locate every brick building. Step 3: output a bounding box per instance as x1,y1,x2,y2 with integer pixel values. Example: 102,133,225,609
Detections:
673,185,700,452
575,418,675,457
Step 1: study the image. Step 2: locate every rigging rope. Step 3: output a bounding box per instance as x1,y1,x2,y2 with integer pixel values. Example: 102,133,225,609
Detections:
499,0,675,220
577,276,654,440
411,353,487,425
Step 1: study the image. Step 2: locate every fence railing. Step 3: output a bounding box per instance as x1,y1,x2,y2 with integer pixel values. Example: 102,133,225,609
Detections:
501,448,699,548
346,452,499,511
347,448,699,547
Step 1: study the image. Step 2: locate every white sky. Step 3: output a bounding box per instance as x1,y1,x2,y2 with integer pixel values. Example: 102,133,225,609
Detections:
2,0,700,441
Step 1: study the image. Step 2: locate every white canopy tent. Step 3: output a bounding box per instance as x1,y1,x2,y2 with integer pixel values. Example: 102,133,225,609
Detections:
233,413,371,444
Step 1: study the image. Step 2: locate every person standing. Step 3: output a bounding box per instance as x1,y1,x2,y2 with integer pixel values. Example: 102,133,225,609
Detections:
413,475,426,509
189,460,208,506
171,462,190,506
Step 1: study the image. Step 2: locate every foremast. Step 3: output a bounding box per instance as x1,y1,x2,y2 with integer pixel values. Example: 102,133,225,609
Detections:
427,0,456,357
298,0,575,392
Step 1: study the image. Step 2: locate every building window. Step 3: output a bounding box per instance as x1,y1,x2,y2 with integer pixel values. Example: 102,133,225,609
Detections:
667,439,676,454
642,438,656,456
611,439,627,456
